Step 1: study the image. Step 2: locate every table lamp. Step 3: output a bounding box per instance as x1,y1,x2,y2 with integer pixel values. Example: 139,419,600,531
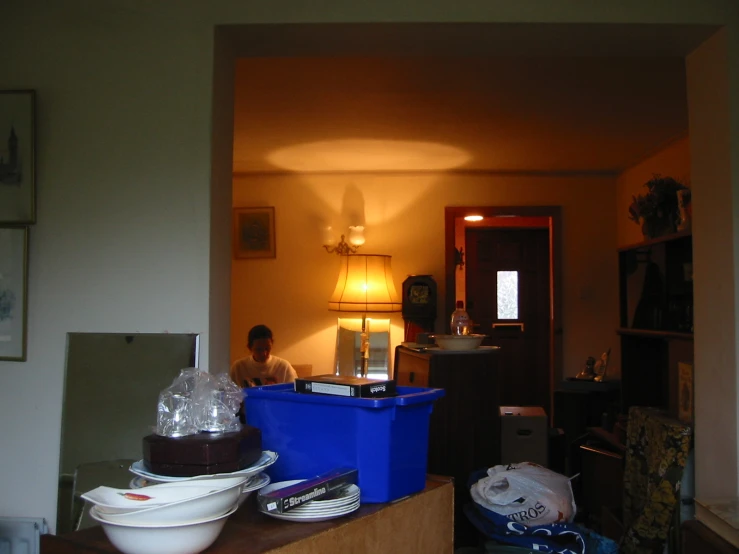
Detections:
328,254,401,377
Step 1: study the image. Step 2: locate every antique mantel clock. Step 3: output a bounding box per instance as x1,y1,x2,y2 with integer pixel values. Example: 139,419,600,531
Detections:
401,275,437,342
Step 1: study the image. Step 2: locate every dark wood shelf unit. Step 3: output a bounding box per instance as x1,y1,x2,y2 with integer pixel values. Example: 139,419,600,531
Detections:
617,229,692,253
616,327,693,340
617,232,694,416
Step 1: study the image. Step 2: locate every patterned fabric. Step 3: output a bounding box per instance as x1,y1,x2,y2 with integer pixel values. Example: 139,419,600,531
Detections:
621,406,692,554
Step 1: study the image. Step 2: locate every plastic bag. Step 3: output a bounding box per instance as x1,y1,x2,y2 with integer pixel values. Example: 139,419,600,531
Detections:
466,467,618,554
155,369,243,437
469,462,576,526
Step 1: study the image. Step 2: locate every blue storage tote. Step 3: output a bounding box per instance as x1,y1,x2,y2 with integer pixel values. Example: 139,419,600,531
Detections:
243,383,444,503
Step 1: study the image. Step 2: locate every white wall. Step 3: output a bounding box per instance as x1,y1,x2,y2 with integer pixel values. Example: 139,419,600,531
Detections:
686,29,739,497
2,0,738,532
2,2,217,532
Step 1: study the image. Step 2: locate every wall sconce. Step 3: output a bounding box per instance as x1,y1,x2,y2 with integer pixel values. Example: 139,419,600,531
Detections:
455,246,465,270
323,226,365,255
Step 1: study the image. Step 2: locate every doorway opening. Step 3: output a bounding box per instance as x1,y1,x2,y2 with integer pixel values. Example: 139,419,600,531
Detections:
445,206,562,419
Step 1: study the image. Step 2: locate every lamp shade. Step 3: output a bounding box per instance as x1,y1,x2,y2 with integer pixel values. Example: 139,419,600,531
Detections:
329,254,401,312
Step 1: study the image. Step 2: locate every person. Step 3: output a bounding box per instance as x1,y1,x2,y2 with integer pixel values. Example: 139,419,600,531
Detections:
230,324,297,388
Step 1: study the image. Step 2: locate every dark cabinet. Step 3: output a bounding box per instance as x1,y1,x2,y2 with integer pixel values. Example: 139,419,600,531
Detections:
619,231,693,333
617,232,694,414
394,345,500,548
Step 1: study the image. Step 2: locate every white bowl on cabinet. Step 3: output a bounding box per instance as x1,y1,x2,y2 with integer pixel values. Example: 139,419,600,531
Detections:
431,334,486,351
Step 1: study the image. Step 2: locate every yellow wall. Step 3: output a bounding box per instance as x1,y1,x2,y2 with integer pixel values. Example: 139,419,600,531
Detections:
233,172,619,380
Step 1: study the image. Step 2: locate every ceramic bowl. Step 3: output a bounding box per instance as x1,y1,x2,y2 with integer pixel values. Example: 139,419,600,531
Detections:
431,334,486,351
85,476,247,524
89,504,236,554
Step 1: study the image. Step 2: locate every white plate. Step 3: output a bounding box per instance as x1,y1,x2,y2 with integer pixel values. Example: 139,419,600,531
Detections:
288,488,360,512
129,476,153,489
129,451,278,483
131,473,258,490
242,472,271,494
83,476,248,514
88,479,245,525
131,472,269,494
281,500,360,518
261,501,360,522
258,479,304,496
258,480,360,515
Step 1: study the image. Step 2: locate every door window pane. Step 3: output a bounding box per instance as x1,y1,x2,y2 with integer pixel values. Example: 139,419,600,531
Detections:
497,271,518,319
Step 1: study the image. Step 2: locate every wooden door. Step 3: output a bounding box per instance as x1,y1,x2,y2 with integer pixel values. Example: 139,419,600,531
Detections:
465,227,551,414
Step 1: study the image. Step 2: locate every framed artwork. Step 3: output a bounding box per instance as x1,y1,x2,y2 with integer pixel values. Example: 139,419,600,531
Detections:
0,90,36,224
677,361,694,424
233,207,276,259
0,226,29,361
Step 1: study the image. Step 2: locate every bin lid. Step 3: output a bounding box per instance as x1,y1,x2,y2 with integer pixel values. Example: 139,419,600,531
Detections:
244,383,444,408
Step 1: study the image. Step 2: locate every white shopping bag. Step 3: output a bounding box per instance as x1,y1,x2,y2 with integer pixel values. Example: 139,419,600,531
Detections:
470,462,576,526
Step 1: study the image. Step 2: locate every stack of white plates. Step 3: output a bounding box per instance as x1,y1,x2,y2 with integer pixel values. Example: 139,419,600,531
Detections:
258,480,361,523
128,451,278,484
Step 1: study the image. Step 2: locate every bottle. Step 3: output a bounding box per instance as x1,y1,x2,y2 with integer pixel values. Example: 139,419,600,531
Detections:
450,300,471,335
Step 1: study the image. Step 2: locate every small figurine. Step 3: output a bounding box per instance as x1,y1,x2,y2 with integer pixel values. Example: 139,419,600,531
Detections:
575,356,597,381
593,348,611,382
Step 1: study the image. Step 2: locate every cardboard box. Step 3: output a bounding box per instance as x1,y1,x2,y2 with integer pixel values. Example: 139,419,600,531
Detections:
294,374,396,398
499,406,548,467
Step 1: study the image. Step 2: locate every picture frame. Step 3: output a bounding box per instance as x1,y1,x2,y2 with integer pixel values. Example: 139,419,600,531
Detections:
0,226,29,361
233,207,276,259
677,361,694,424
0,90,36,224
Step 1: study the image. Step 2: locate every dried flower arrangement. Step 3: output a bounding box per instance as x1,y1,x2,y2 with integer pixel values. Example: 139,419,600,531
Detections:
628,175,691,239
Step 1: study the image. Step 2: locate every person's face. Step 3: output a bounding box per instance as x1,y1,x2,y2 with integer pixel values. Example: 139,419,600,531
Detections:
250,338,273,363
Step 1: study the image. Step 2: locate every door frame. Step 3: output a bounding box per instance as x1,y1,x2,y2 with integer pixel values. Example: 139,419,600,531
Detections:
444,206,563,418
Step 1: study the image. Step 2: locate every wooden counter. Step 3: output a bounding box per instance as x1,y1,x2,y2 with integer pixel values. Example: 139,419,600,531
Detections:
41,477,453,554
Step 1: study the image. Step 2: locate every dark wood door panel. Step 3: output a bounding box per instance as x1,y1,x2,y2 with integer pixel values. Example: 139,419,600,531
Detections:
466,228,551,414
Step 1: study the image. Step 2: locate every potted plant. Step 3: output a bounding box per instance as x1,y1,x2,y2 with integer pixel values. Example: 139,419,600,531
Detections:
628,175,691,239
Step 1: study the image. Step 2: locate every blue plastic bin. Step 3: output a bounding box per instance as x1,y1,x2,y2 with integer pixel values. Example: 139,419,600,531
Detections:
243,383,445,503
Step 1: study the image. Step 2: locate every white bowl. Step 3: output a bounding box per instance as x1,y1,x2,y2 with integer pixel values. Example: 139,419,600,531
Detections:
431,334,486,351
85,477,246,524
89,504,236,554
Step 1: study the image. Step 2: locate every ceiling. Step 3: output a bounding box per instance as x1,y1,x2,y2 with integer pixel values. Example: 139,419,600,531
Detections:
231,24,717,175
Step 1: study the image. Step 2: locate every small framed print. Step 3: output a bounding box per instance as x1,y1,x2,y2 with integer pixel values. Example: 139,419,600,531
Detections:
0,226,29,361
233,207,276,259
0,90,36,224
678,361,694,424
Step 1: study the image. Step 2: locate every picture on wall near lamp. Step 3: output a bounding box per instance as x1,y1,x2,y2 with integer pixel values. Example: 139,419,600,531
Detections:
233,207,276,259
0,90,36,224
0,226,29,361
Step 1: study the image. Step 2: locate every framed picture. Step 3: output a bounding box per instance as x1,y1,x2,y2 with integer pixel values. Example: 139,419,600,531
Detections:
0,91,36,224
677,361,694,424
233,207,276,259
0,226,29,361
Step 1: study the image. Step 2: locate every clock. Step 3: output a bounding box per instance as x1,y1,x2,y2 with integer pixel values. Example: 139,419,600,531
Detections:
402,275,437,320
